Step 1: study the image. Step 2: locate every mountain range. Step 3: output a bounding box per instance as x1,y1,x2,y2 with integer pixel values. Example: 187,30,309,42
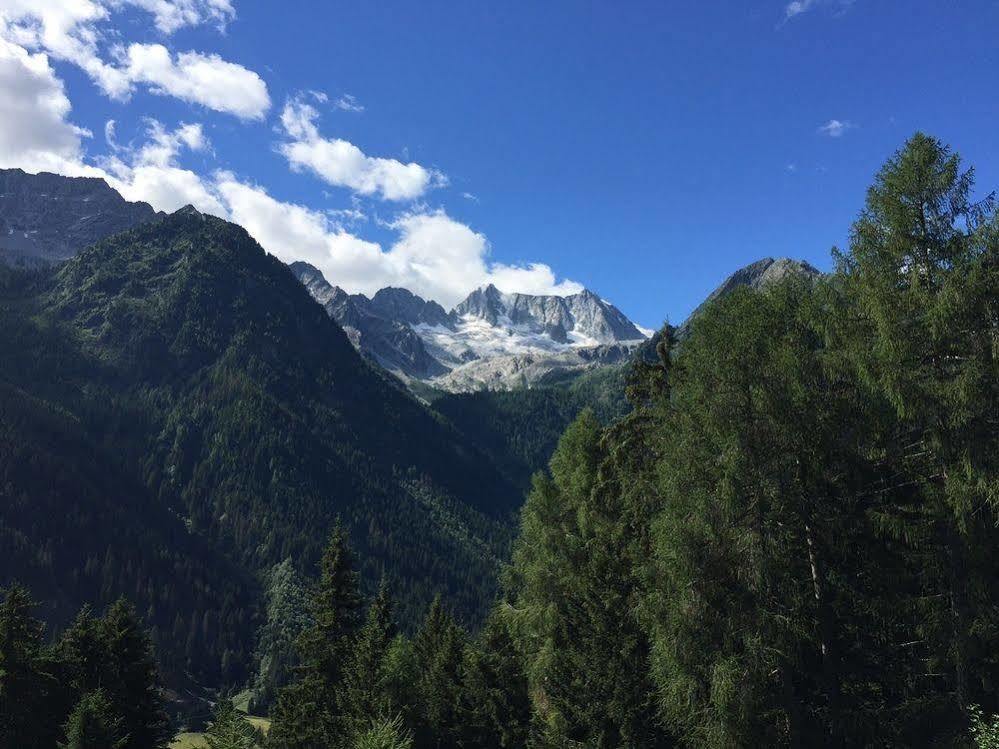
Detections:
0,168,823,693
290,261,649,391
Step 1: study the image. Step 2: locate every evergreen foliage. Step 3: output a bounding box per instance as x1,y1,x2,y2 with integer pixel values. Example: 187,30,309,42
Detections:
0,586,168,748
204,698,261,749
59,690,129,749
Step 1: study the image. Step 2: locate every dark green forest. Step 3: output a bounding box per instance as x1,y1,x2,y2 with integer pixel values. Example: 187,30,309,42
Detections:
2,133,997,748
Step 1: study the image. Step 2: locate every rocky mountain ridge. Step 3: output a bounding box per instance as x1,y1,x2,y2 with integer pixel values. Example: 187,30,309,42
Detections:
0,168,162,266
290,263,649,390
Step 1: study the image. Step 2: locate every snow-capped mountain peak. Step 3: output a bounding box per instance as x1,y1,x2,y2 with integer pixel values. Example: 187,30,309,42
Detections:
290,264,648,390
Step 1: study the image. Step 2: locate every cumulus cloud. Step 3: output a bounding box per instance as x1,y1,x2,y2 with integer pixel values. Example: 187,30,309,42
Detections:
0,3,580,306
0,0,269,117
100,119,228,215
817,118,854,137
278,93,443,201
121,44,270,119
0,38,102,175
217,177,581,306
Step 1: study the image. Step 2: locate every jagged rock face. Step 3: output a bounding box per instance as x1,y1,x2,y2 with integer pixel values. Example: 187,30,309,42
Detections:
432,343,636,393
292,268,648,390
369,287,451,327
453,284,645,345
0,168,162,266
289,262,448,379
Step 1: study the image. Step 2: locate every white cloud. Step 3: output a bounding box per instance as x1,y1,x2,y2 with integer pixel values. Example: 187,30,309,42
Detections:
121,44,270,119
278,94,443,201
0,5,579,306
0,0,269,117
101,119,228,215
0,37,103,175
115,0,235,34
784,0,817,19
784,0,855,21
217,178,581,307
332,93,363,113
217,174,390,293
817,118,854,137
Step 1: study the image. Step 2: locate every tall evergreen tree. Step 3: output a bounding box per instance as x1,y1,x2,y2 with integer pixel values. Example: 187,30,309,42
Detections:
458,607,531,748
59,690,128,749
0,585,62,748
507,411,665,747
204,698,260,749
269,523,364,749
99,599,170,749
411,597,465,749
832,133,999,734
340,579,398,738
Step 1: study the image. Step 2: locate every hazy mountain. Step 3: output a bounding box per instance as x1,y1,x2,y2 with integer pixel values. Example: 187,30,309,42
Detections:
0,168,162,266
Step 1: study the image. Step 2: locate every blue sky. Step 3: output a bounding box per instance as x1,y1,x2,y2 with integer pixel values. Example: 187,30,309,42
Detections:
1,0,997,327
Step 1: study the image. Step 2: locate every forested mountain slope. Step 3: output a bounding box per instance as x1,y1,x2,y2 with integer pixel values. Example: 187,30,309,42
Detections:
0,207,522,684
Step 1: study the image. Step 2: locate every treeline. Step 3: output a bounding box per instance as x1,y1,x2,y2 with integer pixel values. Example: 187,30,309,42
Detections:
0,586,169,748
265,133,998,747
499,133,998,746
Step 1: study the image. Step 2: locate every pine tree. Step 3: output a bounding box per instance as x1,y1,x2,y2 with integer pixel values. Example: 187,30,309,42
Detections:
59,690,128,749
833,132,999,734
269,523,364,749
411,597,465,749
204,698,260,749
352,715,413,749
99,599,170,749
458,608,530,748
339,579,397,738
507,411,664,747
0,585,63,749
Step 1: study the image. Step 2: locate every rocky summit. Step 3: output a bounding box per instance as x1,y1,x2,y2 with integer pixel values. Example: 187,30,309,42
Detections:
0,168,162,266
290,265,649,391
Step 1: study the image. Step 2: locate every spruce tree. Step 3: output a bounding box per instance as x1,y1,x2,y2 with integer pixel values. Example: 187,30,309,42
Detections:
0,585,62,748
507,411,664,747
59,690,128,749
204,698,259,749
269,523,364,749
99,599,170,749
411,597,465,749
339,578,397,738
458,608,530,748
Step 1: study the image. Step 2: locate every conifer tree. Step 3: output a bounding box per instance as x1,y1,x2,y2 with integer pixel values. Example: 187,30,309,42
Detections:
0,585,62,748
99,599,170,749
833,132,999,731
507,411,665,747
458,608,530,748
339,579,397,738
59,690,128,749
204,698,259,749
269,523,364,749
411,597,465,749
352,716,413,749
